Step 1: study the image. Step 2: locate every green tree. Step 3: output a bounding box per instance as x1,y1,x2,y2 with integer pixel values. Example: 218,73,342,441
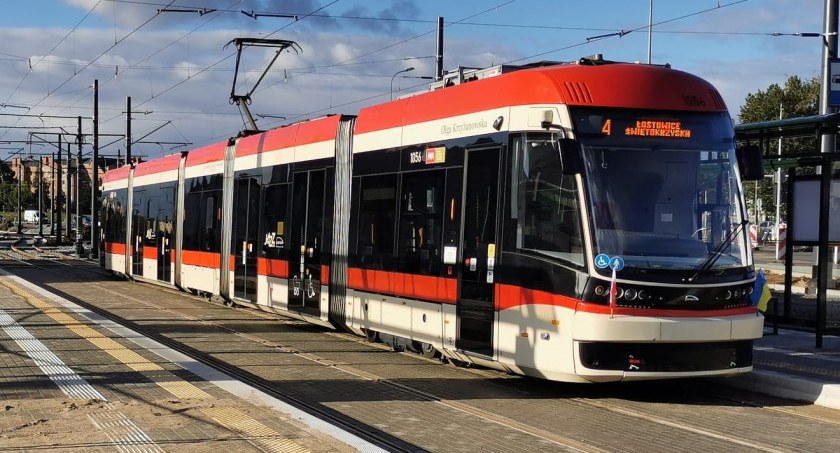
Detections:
19,182,35,210
0,183,15,212
0,161,14,184
738,75,820,222
739,75,819,124
0,161,16,212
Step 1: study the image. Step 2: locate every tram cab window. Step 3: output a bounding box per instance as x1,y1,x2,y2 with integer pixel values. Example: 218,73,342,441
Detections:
587,148,715,259
356,174,398,269
398,170,445,274
510,134,584,265
261,184,289,259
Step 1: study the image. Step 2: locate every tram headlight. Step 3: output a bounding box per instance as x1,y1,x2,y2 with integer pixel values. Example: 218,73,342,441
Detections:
594,285,605,296
637,289,649,300
624,288,638,300
734,289,742,298
615,287,624,299
724,290,732,300
747,285,754,295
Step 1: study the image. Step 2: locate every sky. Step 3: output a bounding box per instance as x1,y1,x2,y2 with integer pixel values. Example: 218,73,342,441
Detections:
0,0,828,162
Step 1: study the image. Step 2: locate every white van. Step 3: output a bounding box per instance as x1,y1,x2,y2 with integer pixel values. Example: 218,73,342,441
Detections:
23,210,44,223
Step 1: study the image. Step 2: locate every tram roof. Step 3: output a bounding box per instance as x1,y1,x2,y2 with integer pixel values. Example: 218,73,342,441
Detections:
101,164,131,184
237,114,342,157
184,141,228,167
133,153,182,177
356,62,726,135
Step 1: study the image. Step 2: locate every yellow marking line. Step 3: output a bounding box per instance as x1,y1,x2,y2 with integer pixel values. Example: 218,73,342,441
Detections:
1,277,205,399
203,407,311,453
0,276,310,453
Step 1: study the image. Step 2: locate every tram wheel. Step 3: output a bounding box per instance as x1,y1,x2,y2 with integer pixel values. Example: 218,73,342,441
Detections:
364,329,379,343
444,356,470,368
419,342,439,359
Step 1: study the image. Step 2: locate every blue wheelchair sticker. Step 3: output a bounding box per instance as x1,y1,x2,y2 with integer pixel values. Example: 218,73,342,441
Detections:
594,254,610,269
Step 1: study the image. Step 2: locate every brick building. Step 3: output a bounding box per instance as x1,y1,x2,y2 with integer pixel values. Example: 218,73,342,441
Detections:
10,156,113,197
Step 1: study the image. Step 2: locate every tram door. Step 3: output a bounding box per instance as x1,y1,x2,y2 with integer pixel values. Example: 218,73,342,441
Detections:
156,187,174,283
131,190,145,276
233,177,260,302
156,212,172,282
457,147,501,357
288,169,326,316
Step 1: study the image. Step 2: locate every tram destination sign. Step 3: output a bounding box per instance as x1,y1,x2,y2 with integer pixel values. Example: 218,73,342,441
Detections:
570,108,729,146
600,118,691,138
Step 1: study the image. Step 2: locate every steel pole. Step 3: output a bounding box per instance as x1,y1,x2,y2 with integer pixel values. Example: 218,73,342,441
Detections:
647,0,653,64
65,141,71,240
91,79,99,259
76,116,83,256
56,135,62,243
38,156,43,237
125,96,132,164
814,0,839,348
51,153,55,237
16,160,21,235
775,104,783,260
435,17,444,81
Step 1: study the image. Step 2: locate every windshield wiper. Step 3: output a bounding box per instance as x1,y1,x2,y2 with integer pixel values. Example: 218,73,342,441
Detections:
683,219,748,283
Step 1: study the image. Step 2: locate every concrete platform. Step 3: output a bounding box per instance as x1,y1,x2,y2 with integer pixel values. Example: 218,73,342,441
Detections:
0,270,376,452
725,328,840,410
721,250,840,410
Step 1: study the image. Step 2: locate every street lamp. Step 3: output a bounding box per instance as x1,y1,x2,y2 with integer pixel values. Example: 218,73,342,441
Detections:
391,67,415,100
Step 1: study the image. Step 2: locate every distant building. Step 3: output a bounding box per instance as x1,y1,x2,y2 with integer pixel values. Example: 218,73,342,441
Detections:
10,156,118,196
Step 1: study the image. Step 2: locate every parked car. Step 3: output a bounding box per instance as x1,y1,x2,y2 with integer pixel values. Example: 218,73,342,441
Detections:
758,220,786,242
71,215,92,236
759,220,785,232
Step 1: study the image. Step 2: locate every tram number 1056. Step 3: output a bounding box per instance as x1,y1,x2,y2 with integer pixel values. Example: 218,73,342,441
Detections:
409,150,424,164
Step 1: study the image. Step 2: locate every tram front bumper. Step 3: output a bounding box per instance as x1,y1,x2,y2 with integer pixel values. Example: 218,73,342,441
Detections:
570,311,764,343
569,311,764,381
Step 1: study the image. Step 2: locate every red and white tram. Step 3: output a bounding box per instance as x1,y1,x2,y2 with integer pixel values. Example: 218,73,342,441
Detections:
101,57,765,382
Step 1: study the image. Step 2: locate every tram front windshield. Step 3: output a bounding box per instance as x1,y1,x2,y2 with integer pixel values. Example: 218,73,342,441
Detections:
572,109,749,276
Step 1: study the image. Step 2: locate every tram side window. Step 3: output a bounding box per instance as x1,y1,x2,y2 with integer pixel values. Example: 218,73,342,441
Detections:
143,196,157,248
104,192,127,244
261,183,289,260
182,190,221,252
102,198,112,243
512,135,584,265
133,189,147,244
183,191,202,251
356,174,398,270
157,185,176,239
201,192,222,252
398,170,445,275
